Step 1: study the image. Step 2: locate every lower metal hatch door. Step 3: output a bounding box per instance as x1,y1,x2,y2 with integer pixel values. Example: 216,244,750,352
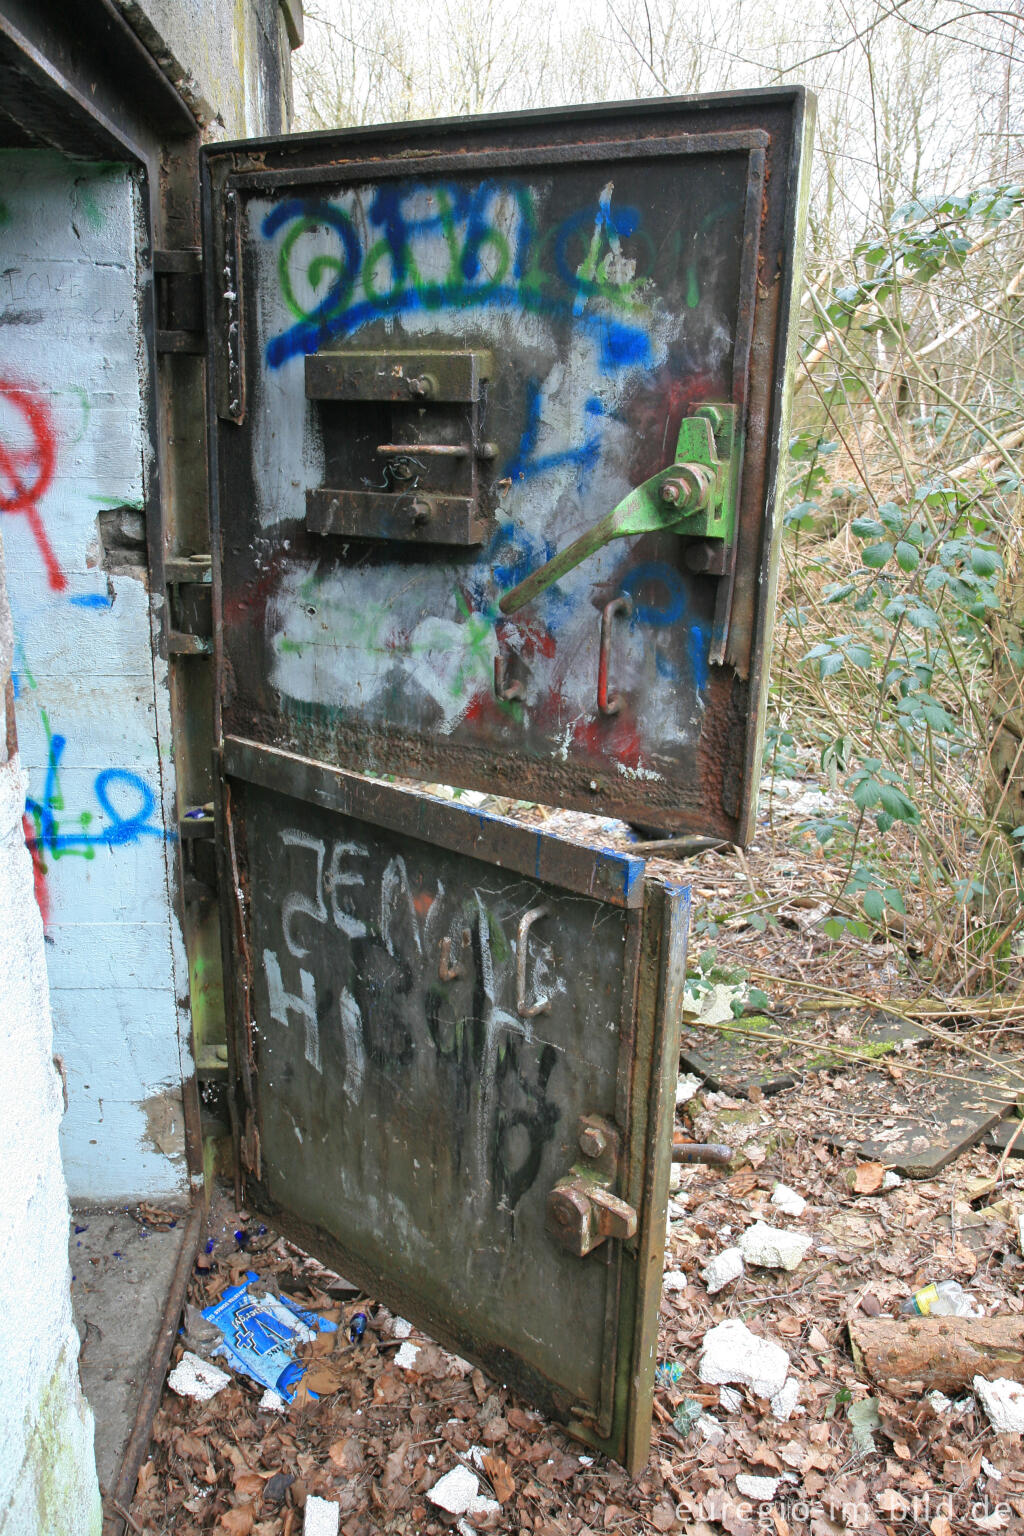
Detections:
218,735,689,1471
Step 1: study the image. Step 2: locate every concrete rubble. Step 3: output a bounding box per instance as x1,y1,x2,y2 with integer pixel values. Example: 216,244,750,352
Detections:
304,1495,341,1536
699,1319,790,1400
738,1220,813,1271
973,1375,1024,1433
701,1246,745,1294
167,1350,231,1402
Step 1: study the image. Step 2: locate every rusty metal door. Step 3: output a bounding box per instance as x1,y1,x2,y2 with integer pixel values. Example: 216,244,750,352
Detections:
204,92,811,1470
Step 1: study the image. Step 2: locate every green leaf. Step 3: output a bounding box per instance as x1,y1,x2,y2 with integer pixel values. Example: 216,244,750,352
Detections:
884,887,906,915
895,541,920,572
971,546,1001,578
862,542,893,569
863,888,885,921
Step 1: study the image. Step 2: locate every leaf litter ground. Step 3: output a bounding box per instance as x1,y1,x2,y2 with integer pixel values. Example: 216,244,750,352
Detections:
130,798,1024,1536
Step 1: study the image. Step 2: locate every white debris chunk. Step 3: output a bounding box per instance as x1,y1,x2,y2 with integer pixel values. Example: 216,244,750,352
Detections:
676,1073,703,1105
739,1221,813,1272
259,1388,286,1412
771,1378,802,1422
883,1171,902,1190
429,1466,480,1516
304,1495,341,1536
668,1164,684,1191
701,1247,744,1295
736,1474,780,1500
466,1445,486,1471
392,1317,413,1339
973,1376,1024,1434
982,1457,1002,1481
662,1270,687,1293
699,1319,790,1400
771,1183,807,1218
696,1412,725,1444
167,1351,231,1401
718,1386,743,1413
395,1342,421,1370
927,1390,952,1415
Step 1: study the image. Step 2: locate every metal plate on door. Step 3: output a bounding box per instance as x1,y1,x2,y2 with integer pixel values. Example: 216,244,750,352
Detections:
218,736,688,1469
205,92,811,840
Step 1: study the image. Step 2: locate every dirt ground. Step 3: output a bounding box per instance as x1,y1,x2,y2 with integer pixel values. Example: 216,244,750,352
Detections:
127,802,1024,1536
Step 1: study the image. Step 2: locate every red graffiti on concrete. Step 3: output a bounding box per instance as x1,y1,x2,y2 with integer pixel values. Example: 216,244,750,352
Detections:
0,381,66,592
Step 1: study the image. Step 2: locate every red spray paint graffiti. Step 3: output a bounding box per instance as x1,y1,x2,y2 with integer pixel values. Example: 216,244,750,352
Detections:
0,381,66,592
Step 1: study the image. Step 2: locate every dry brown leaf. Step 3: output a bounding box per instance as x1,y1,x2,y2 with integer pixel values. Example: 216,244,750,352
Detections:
650,1495,678,1532
218,1507,256,1535
234,1472,266,1498
328,1436,365,1475
482,1453,515,1504
304,1362,347,1395
852,1162,885,1194
929,1519,953,1536
135,1460,158,1499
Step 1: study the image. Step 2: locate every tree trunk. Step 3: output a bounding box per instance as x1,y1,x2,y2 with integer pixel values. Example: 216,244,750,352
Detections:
849,1315,1024,1396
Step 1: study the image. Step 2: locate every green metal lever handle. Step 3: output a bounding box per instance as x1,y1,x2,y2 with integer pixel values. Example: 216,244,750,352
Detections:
497,407,735,617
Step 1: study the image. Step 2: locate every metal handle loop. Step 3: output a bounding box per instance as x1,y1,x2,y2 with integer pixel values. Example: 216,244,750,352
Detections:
516,904,551,1017
597,596,632,716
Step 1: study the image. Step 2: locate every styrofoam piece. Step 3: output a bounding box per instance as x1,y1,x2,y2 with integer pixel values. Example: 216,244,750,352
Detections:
736,1474,780,1500
392,1317,413,1338
701,1247,744,1295
662,1270,687,1293
738,1221,812,1271
771,1183,807,1218
699,1319,790,1400
927,1390,952,1414
428,1466,503,1520
304,1495,340,1536
395,1341,421,1370
771,1379,801,1422
259,1389,287,1412
167,1351,231,1401
696,1412,725,1443
718,1386,743,1413
676,1073,703,1105
973,1376,1024,1433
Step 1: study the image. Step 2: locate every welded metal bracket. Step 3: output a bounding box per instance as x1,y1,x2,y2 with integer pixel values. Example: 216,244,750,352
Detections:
499,403,737,614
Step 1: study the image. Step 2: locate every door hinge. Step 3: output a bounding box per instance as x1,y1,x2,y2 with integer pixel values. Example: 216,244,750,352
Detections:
155,249,204,354
165,554,213,655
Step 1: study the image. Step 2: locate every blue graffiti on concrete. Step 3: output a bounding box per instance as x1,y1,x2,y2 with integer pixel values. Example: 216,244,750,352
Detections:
24,732,173,859
263,181,654,373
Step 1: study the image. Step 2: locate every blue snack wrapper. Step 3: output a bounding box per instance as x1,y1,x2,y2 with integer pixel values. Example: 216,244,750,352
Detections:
201,1272,338,1401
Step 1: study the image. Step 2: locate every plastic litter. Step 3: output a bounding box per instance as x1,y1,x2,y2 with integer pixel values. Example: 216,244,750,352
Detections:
167,1350,231,1401
973,1375,1024,1433
656,1361,684,1387
201,1270,338,1401
304,1495,341,1536
900,1279,977,1317
771,1183,807,1218
395,1342,421,1370
701,1247,744,1295
699,1318,790,1400
348,1311,367,1342
736,1474,779,1500
738,1221,812,1272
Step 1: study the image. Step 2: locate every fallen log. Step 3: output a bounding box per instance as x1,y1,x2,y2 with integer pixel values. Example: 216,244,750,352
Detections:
849,1315,1024,1396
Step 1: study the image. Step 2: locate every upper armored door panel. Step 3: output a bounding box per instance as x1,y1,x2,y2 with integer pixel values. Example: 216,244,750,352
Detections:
204,93,810,837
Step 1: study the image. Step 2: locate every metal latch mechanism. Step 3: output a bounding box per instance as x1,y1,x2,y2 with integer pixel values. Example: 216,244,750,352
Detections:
546,1114,638,1259
305,348,494,546
499,403,737,615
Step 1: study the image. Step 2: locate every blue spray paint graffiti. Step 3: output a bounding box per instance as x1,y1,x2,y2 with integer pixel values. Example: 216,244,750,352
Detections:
24,731,173,859
263,180,654,373
503,381,605,487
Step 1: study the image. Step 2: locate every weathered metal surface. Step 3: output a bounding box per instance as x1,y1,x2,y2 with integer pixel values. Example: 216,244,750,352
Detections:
220,750,689,1463
204,94,811,840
